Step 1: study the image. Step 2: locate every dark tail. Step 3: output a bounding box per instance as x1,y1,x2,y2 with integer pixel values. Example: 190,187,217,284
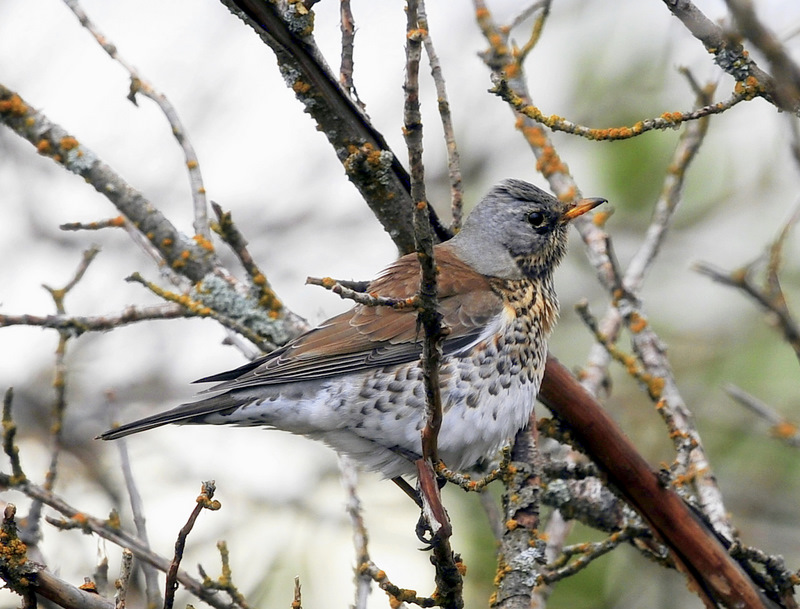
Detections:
98,392,247,440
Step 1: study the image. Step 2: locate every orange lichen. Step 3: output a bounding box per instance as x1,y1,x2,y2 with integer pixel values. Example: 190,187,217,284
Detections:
192,234,215,252
59,136,79,151
0,94,27,116
36,139,52,154
406,28,428,40
79,580,98,593
292,79,311,94
535,145,569,178
628,312,647,333
647,376,665,399
252,273,267,286
110,216,126,227
161,238,173,248
503,62,520,79
186,159,198,169
557,186,577,203
771,420,798,439
660,111,683,124
592,210,610,227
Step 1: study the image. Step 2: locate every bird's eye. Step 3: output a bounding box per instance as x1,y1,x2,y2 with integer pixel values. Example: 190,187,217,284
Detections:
527,211,545,228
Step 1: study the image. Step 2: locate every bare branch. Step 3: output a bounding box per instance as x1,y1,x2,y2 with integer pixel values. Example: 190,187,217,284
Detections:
694,199,800,366
417,0,464,231
490,419,544,609
115,549,133,609
198,541,251,609
725,384,800,448
164,481,221,609
211,202,284,316
660,0,799,113
338,457,371,609
63,0,211,239
306,276,416,309
0,304,192,336
338,0,364,110
0,84,216,283
542,527,643,584
724,0,800,108
491,78,748,141
0,475,234,609
112,402,162,607
2,389,25,483
537,356,770,609
218,0,451,252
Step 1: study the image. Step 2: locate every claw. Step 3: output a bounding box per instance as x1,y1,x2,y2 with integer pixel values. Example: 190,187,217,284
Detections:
415,514,437,550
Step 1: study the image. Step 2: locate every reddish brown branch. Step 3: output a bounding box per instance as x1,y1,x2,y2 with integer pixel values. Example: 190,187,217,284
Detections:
164,481,221,609
538,355,774,609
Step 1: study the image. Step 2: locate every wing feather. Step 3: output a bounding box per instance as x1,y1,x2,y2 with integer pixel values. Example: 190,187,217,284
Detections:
203,244,503,392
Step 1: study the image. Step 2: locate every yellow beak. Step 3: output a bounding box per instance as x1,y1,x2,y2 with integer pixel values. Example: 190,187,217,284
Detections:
563,197,607,221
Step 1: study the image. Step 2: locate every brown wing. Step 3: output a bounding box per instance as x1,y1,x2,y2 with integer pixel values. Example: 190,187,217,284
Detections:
200,243,503,391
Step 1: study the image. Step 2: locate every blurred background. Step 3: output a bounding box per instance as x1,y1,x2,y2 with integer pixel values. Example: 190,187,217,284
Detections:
1,0,800,607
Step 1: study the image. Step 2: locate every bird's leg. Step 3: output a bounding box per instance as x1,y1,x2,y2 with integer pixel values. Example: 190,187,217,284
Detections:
390,476,437,547
392,476,423,508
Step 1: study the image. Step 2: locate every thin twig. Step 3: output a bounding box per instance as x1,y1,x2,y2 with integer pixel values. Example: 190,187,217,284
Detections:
0,304,192,335
491,77,749,141
338,0,364,110
211,202,283,316
24,248,101,546
624,74,714,293
60,216,127,231
416,0,464,232
111,392,162,607
436,446,510,492
541,527,641,584
660,0,797,113
515,1,551,65
0,474,233,609
725,384,800,448
695,209,800,367
359,561,437,607
306,276,416,309
115,548,133,609
62,0,211,239
126,272,273,351
292,576,302,609
199,541,252,609
0,83,215,283
404,4,462,607
338,456,372,609
164,481,221,609
2,388,25,483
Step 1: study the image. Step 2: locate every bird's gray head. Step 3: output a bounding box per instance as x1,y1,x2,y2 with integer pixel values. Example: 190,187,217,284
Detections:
449,179,605,280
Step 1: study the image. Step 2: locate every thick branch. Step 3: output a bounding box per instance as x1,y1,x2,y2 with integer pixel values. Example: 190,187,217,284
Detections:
0,84,215,282
538,355,775,609
218,0,450,253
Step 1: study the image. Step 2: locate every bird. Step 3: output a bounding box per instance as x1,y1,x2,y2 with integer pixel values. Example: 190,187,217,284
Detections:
100,179,605,479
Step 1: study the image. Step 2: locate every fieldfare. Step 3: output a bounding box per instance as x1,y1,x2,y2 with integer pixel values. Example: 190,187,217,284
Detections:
100,179,605,479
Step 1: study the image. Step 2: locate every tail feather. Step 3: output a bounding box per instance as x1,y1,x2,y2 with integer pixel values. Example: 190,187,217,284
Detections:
98,393,248,441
